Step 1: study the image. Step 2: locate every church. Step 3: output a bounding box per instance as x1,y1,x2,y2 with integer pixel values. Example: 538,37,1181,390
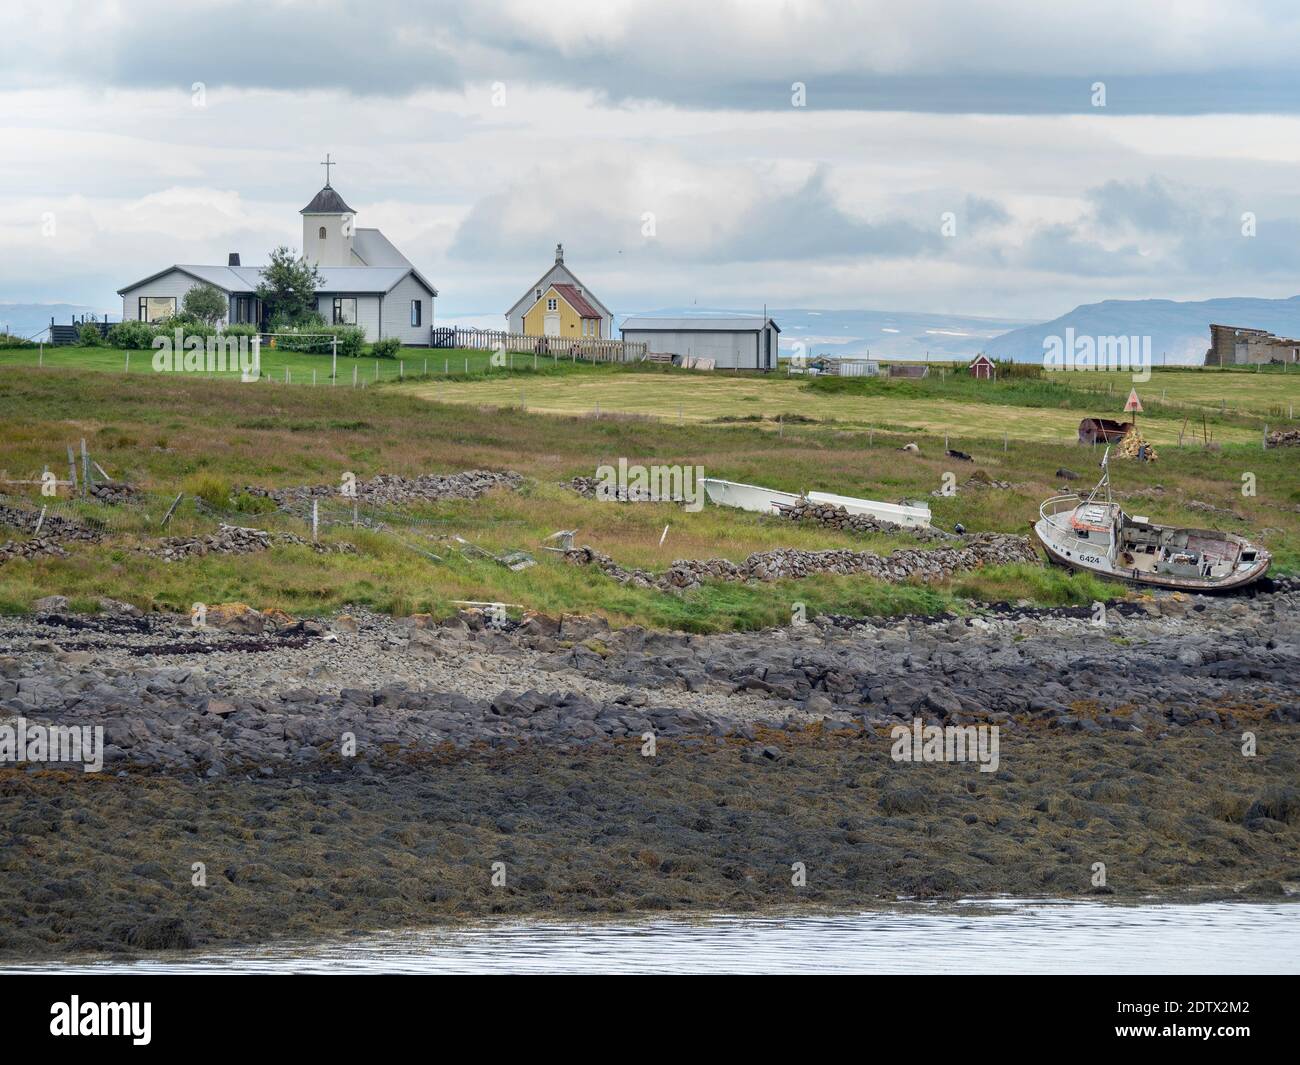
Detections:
117,160,438,345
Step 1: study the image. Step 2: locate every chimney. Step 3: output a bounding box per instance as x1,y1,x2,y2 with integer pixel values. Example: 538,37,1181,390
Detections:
555,242,564,264
228,252,241,266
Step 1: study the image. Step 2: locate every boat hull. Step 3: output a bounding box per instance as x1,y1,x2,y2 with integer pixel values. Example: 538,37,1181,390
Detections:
806,491,931,529
702,478,801,514
1033,519,1271,592
703,478,932,528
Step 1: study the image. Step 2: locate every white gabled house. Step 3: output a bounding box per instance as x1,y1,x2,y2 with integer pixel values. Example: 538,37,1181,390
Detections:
117,176,438,345
504,244,614,338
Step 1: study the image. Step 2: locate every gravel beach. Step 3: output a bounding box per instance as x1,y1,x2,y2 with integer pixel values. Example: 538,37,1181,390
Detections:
1,587,1297,958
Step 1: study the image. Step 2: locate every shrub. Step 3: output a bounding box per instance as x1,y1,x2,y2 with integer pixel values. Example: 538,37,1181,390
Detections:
0,333,36,349
182,472,232,510
335,326,366,358
106,320,157,349
78,323,102,347
155,315,217,340
276,323,365,357
219,323,258,339
370,336,402,359
230,491,276,515
182,284,229,326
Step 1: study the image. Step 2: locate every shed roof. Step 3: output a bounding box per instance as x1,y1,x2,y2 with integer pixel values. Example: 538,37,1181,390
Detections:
620,315,780,333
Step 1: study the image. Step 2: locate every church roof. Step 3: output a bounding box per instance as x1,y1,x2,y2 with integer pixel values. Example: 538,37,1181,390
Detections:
117,263,437,297
300,185,355,214
352,228,412,268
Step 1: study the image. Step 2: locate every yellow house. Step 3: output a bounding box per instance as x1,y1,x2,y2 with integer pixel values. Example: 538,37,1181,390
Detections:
505,243,614,337
522,283,604,338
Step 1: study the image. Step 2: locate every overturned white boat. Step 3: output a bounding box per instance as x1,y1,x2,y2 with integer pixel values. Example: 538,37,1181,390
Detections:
806,491,932,529
1033,449,1271,591
702,478,800,514
702,478,932,529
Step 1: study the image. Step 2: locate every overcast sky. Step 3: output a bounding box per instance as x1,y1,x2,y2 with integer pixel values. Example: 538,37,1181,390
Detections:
5,0,1300,323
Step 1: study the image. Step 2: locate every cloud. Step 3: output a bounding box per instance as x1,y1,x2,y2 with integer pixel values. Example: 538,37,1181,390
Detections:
1088,177,1199,233
6,1,1300,114
703,169,943,261
449,161,942,266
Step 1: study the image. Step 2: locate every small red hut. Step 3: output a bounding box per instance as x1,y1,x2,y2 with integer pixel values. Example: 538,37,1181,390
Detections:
969,353,995,380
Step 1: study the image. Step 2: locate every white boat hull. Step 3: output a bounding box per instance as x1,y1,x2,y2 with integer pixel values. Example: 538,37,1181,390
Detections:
703,478,932,529
702,478,801,514
807,491,931,529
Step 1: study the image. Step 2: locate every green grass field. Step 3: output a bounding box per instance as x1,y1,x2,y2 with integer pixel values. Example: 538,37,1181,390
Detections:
403,364,1300,447
0,356,1296,628
0,344,569,385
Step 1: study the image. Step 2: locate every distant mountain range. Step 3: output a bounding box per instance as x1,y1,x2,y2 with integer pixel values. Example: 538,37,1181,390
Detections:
13,295,1300,366
0,303,118,339
983,295,1300,365
624,307,1030,360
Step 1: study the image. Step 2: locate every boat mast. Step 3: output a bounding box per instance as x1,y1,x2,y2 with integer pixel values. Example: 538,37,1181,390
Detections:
1084,446,1112,506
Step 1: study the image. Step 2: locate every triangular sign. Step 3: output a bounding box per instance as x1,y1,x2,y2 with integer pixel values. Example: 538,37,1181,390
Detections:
1124,388,1143,413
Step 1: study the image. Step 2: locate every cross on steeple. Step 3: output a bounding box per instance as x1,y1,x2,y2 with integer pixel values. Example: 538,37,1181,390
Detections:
321,153,335,186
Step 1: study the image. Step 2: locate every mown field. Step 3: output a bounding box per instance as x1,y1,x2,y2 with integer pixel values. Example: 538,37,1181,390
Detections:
0,363,1296,629
405,363,1300,447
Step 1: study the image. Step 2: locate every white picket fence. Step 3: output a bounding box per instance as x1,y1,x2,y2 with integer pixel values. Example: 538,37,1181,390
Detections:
431,326,646,363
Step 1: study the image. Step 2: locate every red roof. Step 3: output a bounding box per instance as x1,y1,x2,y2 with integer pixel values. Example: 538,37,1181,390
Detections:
969,354,995,366
551,283,601,318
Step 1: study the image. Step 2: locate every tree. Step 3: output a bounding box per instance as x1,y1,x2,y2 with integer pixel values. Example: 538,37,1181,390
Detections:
182,284,229,326
256,246,322,326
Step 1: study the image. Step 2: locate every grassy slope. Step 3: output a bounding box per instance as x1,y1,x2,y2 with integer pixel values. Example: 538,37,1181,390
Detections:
0,364,1295,629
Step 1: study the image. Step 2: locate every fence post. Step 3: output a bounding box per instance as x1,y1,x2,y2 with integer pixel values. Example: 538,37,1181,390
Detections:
353,364,358,388
80,438,89,498
124,351,130,373
311,499,319,543
332,337,337,385
161,493,183,527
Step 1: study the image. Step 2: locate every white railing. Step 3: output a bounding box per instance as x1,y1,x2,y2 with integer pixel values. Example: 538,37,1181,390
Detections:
1037,494,1107,556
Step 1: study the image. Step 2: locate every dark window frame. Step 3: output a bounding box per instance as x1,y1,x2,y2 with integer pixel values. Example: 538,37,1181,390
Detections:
138,296,177,323
332,297,358,325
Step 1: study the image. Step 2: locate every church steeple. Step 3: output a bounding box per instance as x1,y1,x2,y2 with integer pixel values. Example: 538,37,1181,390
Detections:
300,157,355,266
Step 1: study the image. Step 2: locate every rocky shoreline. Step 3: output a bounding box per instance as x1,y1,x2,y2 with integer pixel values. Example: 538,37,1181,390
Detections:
1,589,1297,957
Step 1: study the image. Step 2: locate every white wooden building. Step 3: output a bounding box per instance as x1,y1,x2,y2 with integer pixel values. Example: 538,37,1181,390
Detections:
117,171,438,345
